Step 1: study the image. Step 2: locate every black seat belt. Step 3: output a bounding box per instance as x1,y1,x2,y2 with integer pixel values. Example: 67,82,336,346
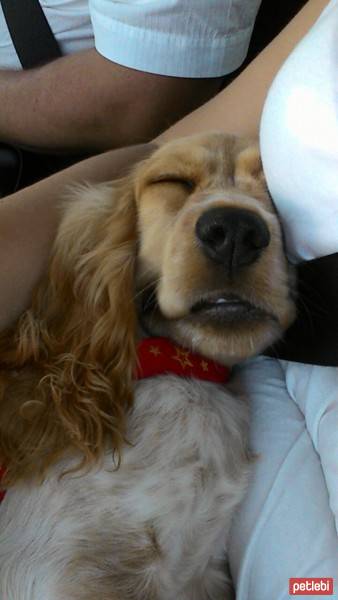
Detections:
1,0,62,68
265,252,338,366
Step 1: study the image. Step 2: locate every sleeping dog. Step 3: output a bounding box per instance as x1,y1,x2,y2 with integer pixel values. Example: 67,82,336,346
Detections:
0,133,295,599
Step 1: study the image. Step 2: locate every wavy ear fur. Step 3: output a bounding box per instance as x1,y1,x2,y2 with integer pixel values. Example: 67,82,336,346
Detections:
0,179,137,484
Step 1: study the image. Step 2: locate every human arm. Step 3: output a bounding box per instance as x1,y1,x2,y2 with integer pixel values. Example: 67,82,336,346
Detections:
158,0,329,141
0,49,221,153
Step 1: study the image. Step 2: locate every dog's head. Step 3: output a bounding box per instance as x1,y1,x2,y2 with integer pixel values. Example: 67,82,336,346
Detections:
134,133,295,364
0,133,296,482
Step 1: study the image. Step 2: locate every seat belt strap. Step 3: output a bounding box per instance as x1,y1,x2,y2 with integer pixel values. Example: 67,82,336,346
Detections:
1,0,62,69
265,252,338,366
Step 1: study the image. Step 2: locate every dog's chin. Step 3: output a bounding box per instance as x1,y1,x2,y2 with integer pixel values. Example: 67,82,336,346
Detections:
139,295,283,366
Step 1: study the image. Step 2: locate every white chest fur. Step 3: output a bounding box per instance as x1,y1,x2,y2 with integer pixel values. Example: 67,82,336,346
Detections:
0,375,249,600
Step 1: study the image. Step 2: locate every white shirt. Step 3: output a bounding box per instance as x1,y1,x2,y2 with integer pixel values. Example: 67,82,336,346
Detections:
0,0,262,77
260,0,338,262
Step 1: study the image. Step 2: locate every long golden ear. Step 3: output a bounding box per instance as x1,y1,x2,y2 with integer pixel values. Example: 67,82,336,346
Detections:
0,178,137,482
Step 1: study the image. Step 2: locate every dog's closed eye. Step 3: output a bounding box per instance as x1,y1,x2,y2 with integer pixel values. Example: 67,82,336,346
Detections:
149,175,195,191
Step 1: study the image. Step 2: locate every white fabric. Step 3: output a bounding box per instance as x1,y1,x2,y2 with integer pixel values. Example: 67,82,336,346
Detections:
260,0,338,263
280,360,338,534
0,0,262,77
229,2,338,598
229,358,338,600
89,0,261,77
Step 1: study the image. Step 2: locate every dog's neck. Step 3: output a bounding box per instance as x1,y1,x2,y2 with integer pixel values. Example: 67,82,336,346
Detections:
135,337,231,383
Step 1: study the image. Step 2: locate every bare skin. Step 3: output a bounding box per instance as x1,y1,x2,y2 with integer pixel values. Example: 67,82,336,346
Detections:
0,49,221,152
0,0,329,330
159,0,329,141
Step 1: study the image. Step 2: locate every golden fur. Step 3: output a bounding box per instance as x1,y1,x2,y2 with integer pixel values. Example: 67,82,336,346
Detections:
0,133,295,486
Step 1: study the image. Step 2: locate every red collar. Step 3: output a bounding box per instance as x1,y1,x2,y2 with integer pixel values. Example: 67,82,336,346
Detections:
135,337,231,383
0,339,230,504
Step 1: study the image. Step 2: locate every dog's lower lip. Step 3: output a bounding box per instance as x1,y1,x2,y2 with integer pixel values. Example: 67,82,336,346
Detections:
189,295,275,324
191,296,252,314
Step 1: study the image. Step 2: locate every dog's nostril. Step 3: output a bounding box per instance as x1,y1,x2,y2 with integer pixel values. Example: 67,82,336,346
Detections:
195,207,270,272
203,225,225,246
243,225,269,250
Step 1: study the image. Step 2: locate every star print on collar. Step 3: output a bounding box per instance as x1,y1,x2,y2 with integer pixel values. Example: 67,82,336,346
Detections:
135,338,230,383
149,345,161,357
172,347,194,369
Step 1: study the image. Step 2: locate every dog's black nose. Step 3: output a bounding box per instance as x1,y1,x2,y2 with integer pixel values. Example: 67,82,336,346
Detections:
195,207,270,272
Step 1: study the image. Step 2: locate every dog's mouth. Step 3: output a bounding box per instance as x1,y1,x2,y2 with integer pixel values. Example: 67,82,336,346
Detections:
140,287,277,326
190,293,274,323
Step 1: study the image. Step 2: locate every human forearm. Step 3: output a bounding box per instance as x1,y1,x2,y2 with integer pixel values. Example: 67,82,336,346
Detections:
0,49,221,153
0,50,148,152
157,0,329,142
